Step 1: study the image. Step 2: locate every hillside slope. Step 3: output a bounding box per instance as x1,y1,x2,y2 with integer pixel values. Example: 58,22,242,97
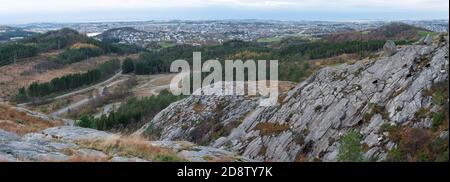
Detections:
136,34,449,162
96,27,150,45
325,22,429,43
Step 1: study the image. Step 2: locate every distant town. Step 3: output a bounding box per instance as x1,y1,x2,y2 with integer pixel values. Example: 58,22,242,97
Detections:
1,19,448,46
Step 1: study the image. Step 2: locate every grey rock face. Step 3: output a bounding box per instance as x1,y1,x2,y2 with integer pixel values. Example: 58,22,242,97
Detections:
0,129,20,142
110,156,148,162
0,152,17,162
0,127,245,162
149,141,255,162
422,34,433,45
41,126,115,142
383,40,398,56
137,37,449,162
135,93,260,144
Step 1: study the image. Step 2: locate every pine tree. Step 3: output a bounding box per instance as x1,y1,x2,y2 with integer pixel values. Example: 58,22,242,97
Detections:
337,131,364,162
122,58,135,74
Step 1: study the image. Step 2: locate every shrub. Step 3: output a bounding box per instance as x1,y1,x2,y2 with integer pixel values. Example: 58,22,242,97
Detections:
435,149,449,162
414,107,429,119
399,128,431,158
13,88,29,103
122,58,135,74
76,115,94,128
432,112,445,131
314,105,323,113
432,90,445,106
155,154,185,162
386,127,448,162
426,79,449,107
337,131,364,162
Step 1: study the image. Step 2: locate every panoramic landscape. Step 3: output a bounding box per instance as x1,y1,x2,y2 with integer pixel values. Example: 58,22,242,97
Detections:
0,0,449,163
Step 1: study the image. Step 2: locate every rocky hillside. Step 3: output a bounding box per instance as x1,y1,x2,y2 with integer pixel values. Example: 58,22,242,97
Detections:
136,34,449,162
0,105,250,162
0,126,251,162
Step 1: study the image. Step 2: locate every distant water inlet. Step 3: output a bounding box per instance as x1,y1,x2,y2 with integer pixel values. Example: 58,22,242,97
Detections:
170,52,279,106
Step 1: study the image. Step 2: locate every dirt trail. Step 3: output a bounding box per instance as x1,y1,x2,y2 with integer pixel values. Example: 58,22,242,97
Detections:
50,71,124,117
132,74,176,97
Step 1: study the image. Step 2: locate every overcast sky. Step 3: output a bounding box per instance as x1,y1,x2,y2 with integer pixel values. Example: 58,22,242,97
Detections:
0,0,448,24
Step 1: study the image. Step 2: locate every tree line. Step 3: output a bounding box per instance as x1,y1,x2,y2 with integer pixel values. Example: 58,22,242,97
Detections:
121,39,402,82
53,47,104,65
277,40,410,61
15,59,121,101
0,44,38,66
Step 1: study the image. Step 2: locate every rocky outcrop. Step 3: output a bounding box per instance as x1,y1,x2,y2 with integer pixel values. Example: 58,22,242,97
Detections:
422,34,433,45
137,35,449,162
0,127,250,162
383,40,398,56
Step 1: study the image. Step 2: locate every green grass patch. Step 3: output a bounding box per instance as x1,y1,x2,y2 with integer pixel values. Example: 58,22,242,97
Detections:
418,31,439,38
159,41,176,49
257,37,282,43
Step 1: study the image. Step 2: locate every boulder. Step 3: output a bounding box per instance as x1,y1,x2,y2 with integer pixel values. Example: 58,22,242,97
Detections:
383,40,397,56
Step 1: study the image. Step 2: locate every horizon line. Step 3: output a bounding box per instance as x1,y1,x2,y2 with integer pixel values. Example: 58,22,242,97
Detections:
4,18,449,26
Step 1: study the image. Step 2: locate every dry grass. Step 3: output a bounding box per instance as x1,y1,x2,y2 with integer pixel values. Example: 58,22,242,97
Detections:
193,103,204,113
228,51,271,60
66,155,110,162
70,43,99,49
0,103,61,136
151,74,176,86
76,135,185,162
204,156,237,162
254,122,291,136
295,154,309,162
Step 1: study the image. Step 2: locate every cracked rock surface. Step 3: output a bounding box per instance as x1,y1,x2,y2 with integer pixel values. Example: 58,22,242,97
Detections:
0,127,248,162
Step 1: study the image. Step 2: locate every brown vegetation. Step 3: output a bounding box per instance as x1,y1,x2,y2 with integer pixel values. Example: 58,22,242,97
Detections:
76,136,185,162
66,155,110,162
254,122,291,136
0,103,60,135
